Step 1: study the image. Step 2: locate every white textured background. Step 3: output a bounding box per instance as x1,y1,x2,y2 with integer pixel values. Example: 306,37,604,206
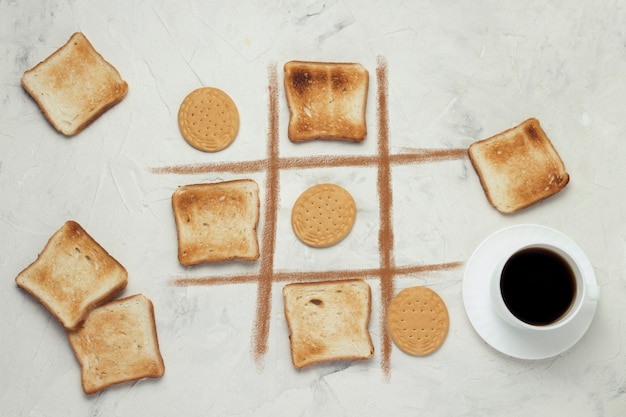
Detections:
1,0,625,416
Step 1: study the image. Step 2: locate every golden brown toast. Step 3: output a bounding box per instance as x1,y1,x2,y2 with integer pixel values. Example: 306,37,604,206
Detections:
67,294,165,394
468,118,569,213
15,221,128,330
282,279,374,368
284,61,369,142
21,32,128,136
172,180,260,266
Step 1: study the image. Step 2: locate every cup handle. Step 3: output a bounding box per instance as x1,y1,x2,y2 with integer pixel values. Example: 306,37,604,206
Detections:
586,284,600,301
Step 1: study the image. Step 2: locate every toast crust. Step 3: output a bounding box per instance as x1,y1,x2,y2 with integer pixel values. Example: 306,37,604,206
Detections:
468,118,569,213
172,180,260,265
283,279,374,368
284,61,368,142
15,220,128,330
21,32,128,136
67,294,165,394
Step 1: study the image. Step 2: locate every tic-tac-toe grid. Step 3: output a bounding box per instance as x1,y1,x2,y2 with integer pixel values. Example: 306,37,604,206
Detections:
153,56,465,377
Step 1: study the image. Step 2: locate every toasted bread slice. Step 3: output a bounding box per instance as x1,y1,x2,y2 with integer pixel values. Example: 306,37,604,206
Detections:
284,61,368,142
15,221,128,330
282,279,374,368
21,32,128,136
468,118,569,213
172,180,260,266
67,294,165,394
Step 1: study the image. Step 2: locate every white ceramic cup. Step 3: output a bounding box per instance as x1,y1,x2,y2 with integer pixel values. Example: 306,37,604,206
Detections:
491,242,600,331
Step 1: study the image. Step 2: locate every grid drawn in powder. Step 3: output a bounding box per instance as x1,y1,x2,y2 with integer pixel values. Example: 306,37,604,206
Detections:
152,56,466,376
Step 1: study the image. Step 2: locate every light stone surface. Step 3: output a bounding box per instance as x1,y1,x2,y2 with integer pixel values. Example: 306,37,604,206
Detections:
1,0,625,415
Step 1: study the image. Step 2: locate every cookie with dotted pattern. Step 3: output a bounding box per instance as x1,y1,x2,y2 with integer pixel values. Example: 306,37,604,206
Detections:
178,87,239,152
291,183,356,248
387,286,449,356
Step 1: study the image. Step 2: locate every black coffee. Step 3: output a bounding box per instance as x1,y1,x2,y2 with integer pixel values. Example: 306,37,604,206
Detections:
500,247,576,326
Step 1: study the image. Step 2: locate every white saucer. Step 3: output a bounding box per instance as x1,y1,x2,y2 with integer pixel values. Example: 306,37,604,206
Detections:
463,224,599,360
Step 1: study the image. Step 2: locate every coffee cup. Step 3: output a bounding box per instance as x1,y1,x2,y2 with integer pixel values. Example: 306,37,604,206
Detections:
491,242,600,331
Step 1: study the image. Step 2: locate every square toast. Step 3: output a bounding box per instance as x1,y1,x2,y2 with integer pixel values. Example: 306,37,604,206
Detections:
283,279,374,368
15,220,128,330
284,61,369,142
468,118,569,213
172,180,260,266
67,294,165,394
21,32,128,136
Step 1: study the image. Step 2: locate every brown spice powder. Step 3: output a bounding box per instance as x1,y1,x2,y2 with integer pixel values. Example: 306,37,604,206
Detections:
375,56,394,377
251,62,280,366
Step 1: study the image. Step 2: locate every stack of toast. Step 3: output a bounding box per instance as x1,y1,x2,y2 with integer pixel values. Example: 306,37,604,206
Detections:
16,221,164,394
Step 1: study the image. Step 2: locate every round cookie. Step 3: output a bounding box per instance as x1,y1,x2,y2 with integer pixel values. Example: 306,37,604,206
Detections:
178,87,239,152
291,183,356,248
387,286,449,356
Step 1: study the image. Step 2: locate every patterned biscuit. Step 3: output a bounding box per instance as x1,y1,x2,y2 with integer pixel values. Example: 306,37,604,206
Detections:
178,87,239,152
291,183,356,248
387,286,449,356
